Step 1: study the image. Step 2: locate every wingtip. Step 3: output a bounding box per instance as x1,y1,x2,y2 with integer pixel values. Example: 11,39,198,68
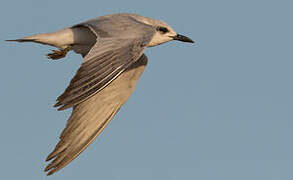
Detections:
57,106,67,111
45,169,55,176
55,103,70,111
44,165,51,172
44,162,56,176
47,172,53,176
46,154,54,162
44,163,60,176
54,101,66,111
53,102,61,108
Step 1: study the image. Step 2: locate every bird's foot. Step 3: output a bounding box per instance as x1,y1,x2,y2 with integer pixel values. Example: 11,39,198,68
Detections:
47,46,71,60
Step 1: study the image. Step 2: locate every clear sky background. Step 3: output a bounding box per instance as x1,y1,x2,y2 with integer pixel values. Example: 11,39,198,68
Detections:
1,0,293,179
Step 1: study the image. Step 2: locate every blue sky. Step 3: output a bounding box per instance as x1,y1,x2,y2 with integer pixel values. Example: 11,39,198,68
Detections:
1,0,293,179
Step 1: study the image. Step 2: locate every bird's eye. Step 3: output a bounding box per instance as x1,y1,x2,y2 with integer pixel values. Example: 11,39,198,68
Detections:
156,26,169,34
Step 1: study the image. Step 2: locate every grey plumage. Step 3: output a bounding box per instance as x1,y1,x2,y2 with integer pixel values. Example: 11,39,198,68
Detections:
54,35,153,110
7,13,194,175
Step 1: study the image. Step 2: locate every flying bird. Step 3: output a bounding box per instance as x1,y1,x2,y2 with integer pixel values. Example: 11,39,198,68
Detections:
7,13,194,175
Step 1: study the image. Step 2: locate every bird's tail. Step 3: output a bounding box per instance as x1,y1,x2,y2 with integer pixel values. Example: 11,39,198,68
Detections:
6,28,75,49
6,33,55,46
6,31,75,60
6,38,37,43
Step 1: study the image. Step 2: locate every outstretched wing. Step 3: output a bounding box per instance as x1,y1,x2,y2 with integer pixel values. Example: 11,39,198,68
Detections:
45,19,154,175
54,34,152,111
45,54,148,175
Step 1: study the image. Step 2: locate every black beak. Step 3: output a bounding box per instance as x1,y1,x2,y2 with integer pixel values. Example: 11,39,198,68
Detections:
173,34,194,43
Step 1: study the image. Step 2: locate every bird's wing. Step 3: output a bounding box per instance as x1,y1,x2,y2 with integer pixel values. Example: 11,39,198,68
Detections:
45,54,148,175
54,18,155,111
54,27,153,111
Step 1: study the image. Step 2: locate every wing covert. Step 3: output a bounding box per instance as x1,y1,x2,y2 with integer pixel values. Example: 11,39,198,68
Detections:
54,32,153,110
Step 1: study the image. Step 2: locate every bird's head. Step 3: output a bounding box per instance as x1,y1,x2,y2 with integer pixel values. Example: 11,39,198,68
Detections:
137,17,194,47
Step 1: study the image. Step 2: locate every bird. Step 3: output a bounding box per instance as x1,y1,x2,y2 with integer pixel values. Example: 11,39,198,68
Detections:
7,13,194,175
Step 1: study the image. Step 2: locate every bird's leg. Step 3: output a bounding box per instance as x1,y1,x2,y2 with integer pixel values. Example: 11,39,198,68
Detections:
47,46,72,60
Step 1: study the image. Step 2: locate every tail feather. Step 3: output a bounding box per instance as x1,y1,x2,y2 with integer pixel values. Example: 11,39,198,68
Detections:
6,39,37,42
6,28,77,49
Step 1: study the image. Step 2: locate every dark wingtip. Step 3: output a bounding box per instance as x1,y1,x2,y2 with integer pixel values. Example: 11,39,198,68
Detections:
45,154,54,162
57,106,67,111
45,168,54,176
44,165,51,172
46,170,55,176
53,101,69,111
53,102,61,108
45,166,58,176
44,160,56,176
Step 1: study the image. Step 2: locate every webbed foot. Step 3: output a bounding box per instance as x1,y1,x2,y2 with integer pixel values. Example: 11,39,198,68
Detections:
47,46,71,60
